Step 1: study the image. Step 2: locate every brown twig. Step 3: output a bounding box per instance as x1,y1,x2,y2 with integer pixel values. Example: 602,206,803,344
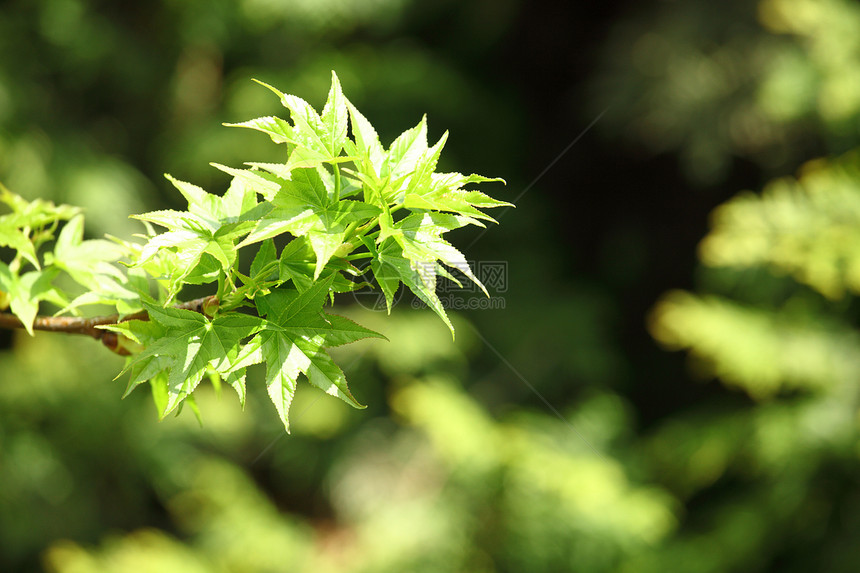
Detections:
0,295,218,355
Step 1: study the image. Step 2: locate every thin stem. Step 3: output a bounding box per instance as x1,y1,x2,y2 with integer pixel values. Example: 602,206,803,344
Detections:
217,271,227,301
333,164,342,203
352,219,379,240
343,221,360,239
343,252,372,261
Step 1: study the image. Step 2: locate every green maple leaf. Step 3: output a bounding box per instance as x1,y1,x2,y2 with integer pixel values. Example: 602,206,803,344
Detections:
0,184,79,228
109,304,262,416
232,276,385,432
210,163,282,202
278,236,364,294
133,175,260,297
393,212,488,296
0,220,39,270
0,184,80,269
218,239,283,312
397,131,448,201
366,237,455,335
384,115,429,181
234,72,350,173
403,172,510,221
369,212,490,332
169,172,259,224
239,167,379,278
223,115,294,146
250,238,278,280
343,115,434,208
44,215,139,314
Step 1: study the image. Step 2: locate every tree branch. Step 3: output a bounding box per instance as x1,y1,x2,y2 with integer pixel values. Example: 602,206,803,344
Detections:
0,296,218,354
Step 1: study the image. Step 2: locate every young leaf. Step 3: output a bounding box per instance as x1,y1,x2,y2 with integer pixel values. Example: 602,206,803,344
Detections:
369,238,454,334
394,212,488,296
384,115,428,180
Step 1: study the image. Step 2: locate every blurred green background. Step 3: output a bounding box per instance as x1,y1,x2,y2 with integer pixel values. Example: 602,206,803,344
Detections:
4,0,860,571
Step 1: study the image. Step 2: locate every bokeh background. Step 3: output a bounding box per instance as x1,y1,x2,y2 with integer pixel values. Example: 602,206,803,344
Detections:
3,0,860,571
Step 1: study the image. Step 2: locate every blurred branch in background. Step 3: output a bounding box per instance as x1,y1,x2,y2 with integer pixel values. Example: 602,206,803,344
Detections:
591,0,860,185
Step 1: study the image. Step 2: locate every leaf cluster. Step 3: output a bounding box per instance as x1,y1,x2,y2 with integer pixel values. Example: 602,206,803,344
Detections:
0,72,508,431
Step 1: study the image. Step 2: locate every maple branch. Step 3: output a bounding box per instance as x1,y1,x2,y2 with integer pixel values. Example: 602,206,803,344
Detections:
0,296,218,354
